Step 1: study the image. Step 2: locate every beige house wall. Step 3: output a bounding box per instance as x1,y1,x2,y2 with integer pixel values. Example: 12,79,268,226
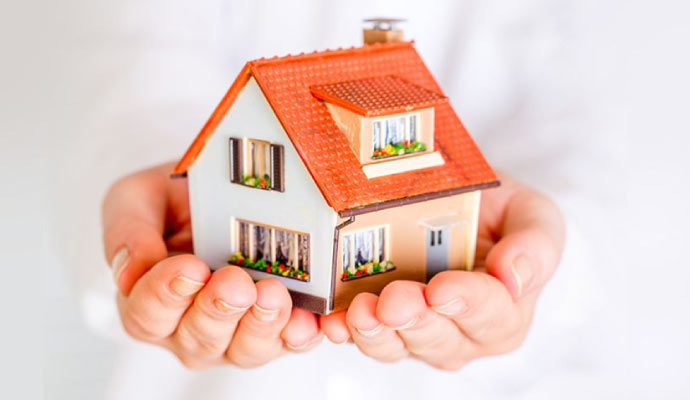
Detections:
333,190,481,311
325,103,362,158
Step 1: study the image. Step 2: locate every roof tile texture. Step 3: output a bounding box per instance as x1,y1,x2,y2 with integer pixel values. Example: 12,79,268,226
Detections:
310,75,447,117
174,42,498,213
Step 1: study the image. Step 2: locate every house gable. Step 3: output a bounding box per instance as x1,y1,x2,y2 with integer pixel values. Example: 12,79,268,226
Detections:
187,77,337,303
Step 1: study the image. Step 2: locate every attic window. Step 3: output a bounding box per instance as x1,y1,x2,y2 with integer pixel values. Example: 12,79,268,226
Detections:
229,137,284,191
311,76,443,165
372,113,426,159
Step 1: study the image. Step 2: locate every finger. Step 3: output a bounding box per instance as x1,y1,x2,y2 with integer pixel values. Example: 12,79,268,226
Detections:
117,254,210,343
346,293,408,363
281,308,322,352
425,270,523,346
376,281,471,370
320,311,351,344
171,266,256,360
102,166,175,294
485,185,565,299
225,279,292,368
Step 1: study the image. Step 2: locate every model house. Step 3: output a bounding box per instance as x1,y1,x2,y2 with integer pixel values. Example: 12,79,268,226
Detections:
172,23,499,314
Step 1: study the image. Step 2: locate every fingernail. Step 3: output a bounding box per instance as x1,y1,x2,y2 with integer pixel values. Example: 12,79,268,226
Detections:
111,247,130,285
170,276,204,297
252,303,280,322
512,255,535,297
213,298,249,314
286,333,324,351
432,298,467,316
390,317,418,331
356,323,383,337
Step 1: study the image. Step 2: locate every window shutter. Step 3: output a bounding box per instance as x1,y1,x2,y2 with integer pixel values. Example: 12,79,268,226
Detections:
228,137,242,183
270,144,285,192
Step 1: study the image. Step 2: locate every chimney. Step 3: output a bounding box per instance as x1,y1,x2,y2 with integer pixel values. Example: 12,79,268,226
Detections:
363,18,405,45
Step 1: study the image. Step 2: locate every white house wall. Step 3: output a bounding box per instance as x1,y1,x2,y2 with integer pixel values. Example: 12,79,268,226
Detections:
187,77,338,300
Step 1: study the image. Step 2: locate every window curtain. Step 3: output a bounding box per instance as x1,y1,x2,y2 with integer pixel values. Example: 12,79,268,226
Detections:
254,225,271,261
239,222,250,256
298,234,309,272
373,121,381,150
354,230,374,265
342,235,351,269
409,115,417,142
378,227,385,261
274,230,294,265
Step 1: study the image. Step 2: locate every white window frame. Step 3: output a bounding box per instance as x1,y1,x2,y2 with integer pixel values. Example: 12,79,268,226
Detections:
342,225,389,269
372,112,420,150
235,219,309,272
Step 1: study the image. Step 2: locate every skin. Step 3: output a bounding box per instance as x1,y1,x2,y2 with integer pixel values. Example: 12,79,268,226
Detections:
102,162,564,370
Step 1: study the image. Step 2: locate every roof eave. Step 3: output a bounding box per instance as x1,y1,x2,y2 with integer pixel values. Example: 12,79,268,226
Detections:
171,63,253,176
337,179,501,218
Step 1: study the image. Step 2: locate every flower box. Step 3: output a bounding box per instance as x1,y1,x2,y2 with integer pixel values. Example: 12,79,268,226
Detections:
341,260,396,281
242,174,271,189
228,251,310,282
371,140,427,160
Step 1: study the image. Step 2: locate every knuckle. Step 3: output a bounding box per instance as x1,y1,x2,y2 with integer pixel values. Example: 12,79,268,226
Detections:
359,344,408,363
174,353,208,371
225,340,283,368
225,350,267,369
121,309,166,342
373,350,407,363
434,358,467,371
406,335,448,357
482,328,528,356
145,277,186,309
175,324,226,356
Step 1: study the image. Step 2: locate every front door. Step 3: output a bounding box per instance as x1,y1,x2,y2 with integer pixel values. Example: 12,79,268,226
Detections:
426,226,449,282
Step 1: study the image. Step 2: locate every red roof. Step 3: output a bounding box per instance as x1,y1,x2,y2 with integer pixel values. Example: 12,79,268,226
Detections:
173,41,498,214
310,75,448,117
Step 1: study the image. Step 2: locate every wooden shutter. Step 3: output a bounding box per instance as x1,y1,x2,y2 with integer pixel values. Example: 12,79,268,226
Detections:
228,137,242,183
270,144,284,192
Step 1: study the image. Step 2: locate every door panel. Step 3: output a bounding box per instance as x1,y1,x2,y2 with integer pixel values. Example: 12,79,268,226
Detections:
426,227,448,281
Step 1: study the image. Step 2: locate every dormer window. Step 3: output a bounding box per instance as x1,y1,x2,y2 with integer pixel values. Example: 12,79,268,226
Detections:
372,112,426,159
311,75,446,166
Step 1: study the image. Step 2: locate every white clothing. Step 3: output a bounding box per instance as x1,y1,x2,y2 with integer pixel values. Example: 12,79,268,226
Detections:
4,0,688,398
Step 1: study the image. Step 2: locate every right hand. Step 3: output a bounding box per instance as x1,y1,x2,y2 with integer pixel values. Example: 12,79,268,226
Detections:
101,162,323,369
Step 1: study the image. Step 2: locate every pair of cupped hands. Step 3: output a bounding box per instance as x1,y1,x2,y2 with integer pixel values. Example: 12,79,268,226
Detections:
103,162,564,370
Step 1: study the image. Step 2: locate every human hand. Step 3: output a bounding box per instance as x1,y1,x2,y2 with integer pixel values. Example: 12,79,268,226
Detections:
102,162,322,369
320,174,565,370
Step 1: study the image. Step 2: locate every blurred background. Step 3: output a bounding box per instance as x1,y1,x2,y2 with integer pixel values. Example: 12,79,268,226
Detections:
2,0,689,399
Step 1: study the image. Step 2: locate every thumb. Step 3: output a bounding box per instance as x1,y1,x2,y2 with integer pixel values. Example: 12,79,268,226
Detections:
102,167,170,295
485,188,565,299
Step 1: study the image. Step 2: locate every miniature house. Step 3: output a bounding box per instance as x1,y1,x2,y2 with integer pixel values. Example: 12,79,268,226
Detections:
172,26,499,314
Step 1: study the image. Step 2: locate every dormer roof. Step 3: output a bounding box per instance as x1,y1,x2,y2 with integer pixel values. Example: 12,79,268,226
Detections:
173,41,499,216
310,75,447,117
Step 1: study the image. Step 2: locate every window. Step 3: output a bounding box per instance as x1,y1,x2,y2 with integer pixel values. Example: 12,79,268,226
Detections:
249,140,270,183
229,220,309,281
228,137,284,191
430,229,443,247
341,226,395,281
371,113,426,159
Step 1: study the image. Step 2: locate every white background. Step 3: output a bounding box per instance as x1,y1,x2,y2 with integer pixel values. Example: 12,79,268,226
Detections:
2,0,689,399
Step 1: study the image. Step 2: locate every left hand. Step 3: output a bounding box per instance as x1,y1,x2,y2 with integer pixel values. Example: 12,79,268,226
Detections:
102,162,323,370
319,174,565,370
